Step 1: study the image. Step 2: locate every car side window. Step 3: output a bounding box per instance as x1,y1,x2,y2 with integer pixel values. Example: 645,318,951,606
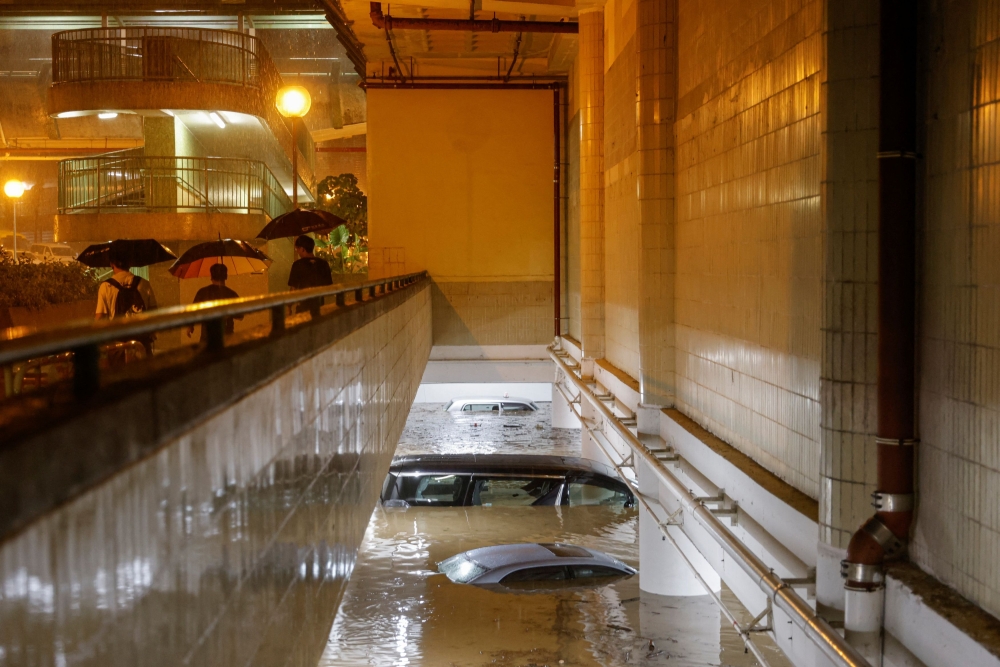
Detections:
394,474,470,506
465,403,498,412
568,565,623,579
500,566,570,583
471,477,563,506
501,402,532,414
565,478,631,507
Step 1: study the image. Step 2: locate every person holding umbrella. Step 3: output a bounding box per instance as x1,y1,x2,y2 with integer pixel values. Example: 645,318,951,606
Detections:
288,235,333,317
94,242,161,356
186,263,244,342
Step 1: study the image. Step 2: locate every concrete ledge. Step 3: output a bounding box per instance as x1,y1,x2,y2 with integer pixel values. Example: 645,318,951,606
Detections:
886,562,1000,667
55,212,268,242
0,279,429,543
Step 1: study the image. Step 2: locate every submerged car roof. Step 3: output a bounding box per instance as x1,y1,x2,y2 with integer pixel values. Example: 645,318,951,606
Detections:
461,543,619,570
388,454,619,479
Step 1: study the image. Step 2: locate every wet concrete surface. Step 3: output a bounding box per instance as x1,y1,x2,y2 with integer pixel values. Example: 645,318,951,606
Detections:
322,404,790,667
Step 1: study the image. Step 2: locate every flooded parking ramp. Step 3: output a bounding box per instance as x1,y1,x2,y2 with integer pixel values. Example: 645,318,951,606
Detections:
321,505,788,667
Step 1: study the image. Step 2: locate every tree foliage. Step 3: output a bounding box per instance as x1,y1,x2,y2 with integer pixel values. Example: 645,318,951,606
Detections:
315,173,368,237
315,224,368,274
0,252,100,310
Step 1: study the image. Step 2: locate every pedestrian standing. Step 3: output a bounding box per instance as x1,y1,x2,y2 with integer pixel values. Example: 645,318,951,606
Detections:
288,235,333,317
186,263,243,342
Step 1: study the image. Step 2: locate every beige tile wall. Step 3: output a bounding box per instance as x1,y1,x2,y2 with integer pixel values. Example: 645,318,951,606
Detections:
818,0,880,549
604,32,641,380
0,287,432,666
579,9,607,360
673,0,824,497
912,0,1000,620
430,280,555,346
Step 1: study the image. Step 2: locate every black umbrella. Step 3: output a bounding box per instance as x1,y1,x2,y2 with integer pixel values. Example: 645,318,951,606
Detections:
168,239,272,279
76,239,177,268
255,209,346,240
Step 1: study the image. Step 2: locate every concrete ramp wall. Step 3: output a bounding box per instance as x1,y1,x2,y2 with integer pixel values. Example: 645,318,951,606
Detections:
0,283,431,667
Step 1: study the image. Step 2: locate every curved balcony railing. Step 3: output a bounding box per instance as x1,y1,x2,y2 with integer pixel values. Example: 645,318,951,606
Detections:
58,150,293,220
51,27,282,91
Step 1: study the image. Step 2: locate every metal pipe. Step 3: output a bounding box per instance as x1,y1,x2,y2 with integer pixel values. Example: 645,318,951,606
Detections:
844,0,919,582
581,421,774,667
365,81,562,90
369,2,578,33
549,347,871,667
553,87,562,337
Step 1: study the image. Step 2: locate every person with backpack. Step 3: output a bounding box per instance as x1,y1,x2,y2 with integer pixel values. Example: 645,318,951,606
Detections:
186,263,243,342
95,245,158,355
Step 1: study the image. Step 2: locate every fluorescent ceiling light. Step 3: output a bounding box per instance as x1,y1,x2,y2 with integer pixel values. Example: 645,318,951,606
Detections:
208,112,226,128
98,112,118,119
162,109,175,117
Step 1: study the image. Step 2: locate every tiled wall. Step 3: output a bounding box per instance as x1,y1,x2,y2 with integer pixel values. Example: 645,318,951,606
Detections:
604,29,641,380
672,0,824,497
912,0,1000,620
430,280,554,346
817,0,880,549
0,287,432,667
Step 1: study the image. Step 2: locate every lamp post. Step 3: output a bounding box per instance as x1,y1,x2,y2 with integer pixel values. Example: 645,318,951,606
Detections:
275,85,312,209
4,180,25,260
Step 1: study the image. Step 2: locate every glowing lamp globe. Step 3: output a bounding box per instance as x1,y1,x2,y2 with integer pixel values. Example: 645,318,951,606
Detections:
276,86,312,118
4,180,25,199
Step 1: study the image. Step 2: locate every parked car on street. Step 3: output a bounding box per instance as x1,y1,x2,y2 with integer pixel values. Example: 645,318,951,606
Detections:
26,243,77,264
445,397,538,414
380,454,635,508
438,542,636,589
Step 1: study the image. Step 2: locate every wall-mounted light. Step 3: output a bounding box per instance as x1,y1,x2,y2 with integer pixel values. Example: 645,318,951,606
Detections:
208,112,226,129
97,112,118,119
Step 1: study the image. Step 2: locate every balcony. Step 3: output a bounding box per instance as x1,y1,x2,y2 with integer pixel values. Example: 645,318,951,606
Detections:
54,149,293,242
48,27,314,194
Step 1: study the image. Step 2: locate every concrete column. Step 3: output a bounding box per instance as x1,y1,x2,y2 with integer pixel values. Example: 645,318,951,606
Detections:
578,8,605,364
636,0,676,407
551,373,581,429
637,458,712,596
580,399,604,463
142,116,178,211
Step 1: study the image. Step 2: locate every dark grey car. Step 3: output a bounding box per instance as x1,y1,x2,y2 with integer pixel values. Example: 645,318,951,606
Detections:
380,454,635,508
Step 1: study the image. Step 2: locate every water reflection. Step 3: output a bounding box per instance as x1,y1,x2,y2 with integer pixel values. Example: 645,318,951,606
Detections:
321,505,787,666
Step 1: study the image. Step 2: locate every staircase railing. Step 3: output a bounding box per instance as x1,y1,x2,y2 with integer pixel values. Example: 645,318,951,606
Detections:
58,152,293,220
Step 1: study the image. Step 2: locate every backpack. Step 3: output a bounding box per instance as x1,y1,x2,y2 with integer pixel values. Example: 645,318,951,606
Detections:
106,277,147,317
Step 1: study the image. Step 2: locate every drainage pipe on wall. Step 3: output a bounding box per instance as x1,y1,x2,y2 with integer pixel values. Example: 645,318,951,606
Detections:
370,3,578,33
549,347,872,667
553,87,562,337
842,1,918,655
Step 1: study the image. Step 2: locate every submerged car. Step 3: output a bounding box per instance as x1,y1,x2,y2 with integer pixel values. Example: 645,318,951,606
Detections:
380,454,635,508
445,397,538,414
438,542,636,589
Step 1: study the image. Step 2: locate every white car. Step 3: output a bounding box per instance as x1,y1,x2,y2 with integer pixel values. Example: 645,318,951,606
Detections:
27,243,77,265
445,397,538,414
438,543,635,588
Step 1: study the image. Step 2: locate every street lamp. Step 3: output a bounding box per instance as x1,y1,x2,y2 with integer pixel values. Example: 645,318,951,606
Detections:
4,180,25,260
275,85,312,208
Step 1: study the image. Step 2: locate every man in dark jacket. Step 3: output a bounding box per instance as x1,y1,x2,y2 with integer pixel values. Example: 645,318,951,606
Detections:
288,235,333,317
187,263,243,341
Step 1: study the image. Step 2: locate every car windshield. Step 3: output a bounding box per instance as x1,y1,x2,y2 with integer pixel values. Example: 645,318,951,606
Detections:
50,246,74,256
439,555,487,583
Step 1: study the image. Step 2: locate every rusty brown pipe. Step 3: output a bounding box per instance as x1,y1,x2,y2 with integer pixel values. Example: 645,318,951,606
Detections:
843,0,918,589
370,2,578,33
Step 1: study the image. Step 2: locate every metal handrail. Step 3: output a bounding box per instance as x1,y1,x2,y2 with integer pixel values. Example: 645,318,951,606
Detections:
58,153,293,219
548,345,872,667
0,272,427,397
51,27,282,92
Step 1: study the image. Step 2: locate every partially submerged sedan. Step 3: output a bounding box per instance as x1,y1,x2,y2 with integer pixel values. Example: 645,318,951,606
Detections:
438,542,636,590
380,454,635,508
445,397,538,414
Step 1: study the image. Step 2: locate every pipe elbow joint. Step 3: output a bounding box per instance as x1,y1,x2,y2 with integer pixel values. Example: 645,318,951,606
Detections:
370,3,386,28
842,513,909,590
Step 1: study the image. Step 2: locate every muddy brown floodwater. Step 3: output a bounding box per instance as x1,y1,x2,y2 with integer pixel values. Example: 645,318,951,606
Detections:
320,405,790,667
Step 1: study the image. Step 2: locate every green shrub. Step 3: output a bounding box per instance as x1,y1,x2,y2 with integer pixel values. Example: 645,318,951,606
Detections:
315,224,368,274
0,253,100,310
